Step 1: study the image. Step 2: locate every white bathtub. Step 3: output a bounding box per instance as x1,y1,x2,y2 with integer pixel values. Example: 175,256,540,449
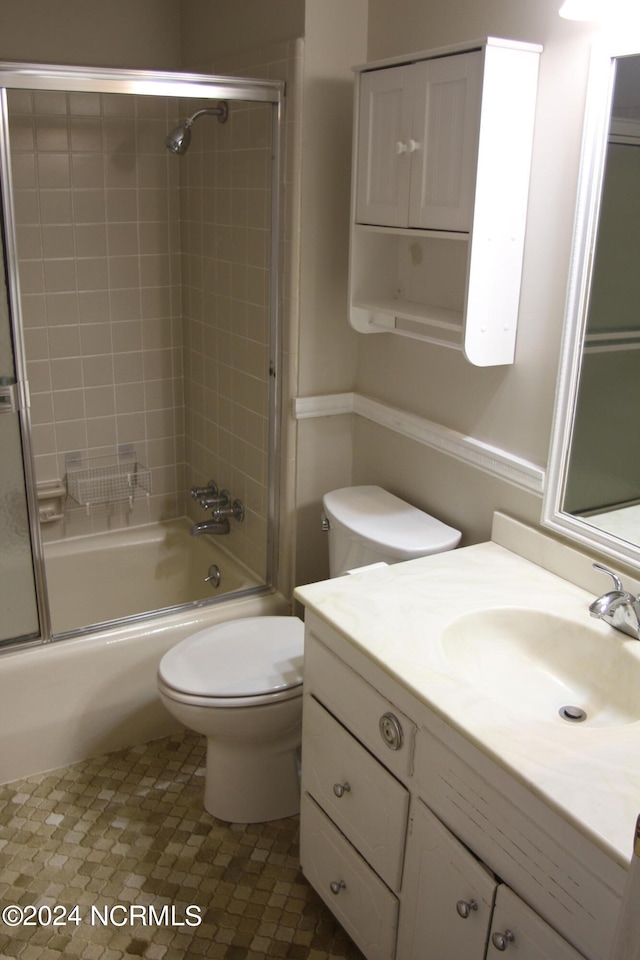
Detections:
44,518,259,634
0,520,289,785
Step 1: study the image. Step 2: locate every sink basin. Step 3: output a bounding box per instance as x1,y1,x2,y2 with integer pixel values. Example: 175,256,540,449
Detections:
440,608,640,727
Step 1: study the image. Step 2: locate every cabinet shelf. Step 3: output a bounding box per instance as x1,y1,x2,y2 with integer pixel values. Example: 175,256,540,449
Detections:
354,223,469,242
352,297,463,348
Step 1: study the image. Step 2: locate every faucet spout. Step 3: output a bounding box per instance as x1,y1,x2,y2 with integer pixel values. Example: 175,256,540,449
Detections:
190,518,230,536
589,563,640,639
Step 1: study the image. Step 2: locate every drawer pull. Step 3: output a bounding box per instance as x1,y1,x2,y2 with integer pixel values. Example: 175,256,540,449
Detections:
329,880,346,895
456,899,478,919
491,929,515,951
333,782,351,798
379,712,404,750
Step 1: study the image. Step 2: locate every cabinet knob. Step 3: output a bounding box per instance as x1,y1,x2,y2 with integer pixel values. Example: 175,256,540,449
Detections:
456,899,478,919
395,140,409,154
407,138,421,152
379,712,404,750
333,782,351,798
329,880,346,895
491,929,515,951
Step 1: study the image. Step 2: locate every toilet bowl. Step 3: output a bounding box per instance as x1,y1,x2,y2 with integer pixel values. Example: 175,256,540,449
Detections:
158,616,304,823
158,485,460,823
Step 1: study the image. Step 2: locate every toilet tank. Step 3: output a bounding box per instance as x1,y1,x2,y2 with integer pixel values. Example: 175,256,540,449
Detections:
322,485,461,577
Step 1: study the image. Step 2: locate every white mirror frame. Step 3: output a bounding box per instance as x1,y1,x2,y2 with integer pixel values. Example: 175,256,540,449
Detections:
542,37,640,568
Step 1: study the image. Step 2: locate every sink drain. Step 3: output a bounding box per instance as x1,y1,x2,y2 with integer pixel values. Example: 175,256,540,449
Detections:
559,705,587,723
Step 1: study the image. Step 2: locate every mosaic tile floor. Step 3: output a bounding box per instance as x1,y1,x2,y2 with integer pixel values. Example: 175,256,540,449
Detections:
0,731,365,960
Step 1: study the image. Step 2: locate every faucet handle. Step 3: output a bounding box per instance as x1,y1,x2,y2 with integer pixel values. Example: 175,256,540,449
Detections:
190,479,219,501
592,562,624,592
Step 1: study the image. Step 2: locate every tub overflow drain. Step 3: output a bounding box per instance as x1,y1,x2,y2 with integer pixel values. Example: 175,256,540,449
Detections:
559,705,587,723
204,564,221,589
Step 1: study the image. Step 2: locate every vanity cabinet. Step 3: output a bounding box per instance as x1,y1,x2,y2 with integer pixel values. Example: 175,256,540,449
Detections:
349,37,541,364
299,611,613,960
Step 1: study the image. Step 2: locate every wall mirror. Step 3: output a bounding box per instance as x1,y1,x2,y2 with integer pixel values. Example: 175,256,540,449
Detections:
543,39,640,569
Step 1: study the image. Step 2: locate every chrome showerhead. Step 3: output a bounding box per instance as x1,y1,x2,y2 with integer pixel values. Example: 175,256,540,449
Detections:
165,122,191,155
165,102,229,155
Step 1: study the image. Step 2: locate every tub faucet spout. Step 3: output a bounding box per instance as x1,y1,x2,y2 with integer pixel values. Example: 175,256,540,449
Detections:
190,518,230,536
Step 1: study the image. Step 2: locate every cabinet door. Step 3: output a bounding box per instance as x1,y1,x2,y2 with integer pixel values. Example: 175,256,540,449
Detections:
408,51,482,232
487,886,586,960
396,799,496,960
355,64,413,227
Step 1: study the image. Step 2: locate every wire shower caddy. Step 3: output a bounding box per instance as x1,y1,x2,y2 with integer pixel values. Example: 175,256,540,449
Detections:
65,449,152,513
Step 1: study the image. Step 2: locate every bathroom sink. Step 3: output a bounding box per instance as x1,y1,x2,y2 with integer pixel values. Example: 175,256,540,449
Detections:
440,608,640,727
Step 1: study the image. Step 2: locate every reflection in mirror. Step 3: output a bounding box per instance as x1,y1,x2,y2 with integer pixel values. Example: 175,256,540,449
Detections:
564,56,640,529
543,47,640,566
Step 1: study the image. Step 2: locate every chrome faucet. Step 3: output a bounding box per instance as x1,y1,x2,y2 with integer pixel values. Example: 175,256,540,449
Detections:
190,517,230,536
190,480,230,509
211,499,244,523
589,562,640,639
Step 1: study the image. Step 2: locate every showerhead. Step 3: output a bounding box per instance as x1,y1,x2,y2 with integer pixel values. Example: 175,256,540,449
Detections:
165,122,191,155
165,101,229,155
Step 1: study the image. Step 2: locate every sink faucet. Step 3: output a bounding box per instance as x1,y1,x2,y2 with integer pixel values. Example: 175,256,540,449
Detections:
589,562,640,639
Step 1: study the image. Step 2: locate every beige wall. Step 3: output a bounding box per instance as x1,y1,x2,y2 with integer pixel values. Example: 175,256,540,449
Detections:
293,0,367,586
179,0,305,70
0,0,181,70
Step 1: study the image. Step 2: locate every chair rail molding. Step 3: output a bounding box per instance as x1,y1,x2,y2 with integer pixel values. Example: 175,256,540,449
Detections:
293,392,545,495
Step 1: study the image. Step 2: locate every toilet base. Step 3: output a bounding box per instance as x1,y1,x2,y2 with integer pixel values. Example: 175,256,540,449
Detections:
204,738,301,823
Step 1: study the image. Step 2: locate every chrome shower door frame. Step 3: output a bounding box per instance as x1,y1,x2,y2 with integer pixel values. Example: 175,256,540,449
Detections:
0,62,285,646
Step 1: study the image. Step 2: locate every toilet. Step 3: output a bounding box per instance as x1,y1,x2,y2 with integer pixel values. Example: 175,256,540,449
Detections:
157,485,460,823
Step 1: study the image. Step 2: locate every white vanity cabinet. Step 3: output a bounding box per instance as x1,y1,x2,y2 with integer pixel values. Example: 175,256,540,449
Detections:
298,611,614,960
349,37,541,365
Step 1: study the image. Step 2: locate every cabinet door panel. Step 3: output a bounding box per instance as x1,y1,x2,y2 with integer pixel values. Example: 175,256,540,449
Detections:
408,51,482,232
356,65,412,227
396,799,496,960
487,886,586,960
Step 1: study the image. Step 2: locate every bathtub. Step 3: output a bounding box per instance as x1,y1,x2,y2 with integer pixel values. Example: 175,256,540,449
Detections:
0,519,289,785
44,518,260,635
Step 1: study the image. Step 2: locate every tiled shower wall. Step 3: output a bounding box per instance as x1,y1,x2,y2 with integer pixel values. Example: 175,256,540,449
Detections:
10,89,185,537
180,97,273,578
9,39,301,584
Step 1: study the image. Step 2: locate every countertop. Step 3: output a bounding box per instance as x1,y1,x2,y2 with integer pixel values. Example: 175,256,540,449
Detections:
295,540,640,870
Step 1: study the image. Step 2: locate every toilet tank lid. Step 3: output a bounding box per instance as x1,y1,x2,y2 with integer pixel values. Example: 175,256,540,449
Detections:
322,486,461,557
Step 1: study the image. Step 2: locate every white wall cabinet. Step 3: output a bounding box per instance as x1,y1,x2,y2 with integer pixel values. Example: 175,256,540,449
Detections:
298,611,614,960
355,52,482,232
349,37,541,365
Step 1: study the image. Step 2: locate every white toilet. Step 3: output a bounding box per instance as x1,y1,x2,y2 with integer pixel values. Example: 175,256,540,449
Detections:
157,485,460,824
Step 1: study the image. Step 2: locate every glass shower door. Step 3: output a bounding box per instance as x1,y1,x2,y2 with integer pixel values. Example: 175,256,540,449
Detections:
0,257,40,644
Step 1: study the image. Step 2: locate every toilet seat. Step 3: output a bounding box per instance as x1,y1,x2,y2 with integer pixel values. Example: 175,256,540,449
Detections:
158,616,304,708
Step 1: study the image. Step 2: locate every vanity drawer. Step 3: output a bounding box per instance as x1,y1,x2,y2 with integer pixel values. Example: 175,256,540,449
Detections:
300,792,399,960
305,629,416,780
302,694,409,891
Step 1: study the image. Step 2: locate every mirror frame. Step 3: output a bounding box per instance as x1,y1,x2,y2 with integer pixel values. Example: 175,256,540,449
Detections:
542,36,640,568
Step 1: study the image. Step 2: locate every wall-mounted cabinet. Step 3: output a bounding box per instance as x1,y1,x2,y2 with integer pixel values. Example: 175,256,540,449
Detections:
349,38,542,365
